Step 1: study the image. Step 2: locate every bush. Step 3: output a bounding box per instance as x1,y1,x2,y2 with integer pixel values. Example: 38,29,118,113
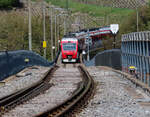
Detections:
0,11,58,60
0,0,20,8
120,1,150,34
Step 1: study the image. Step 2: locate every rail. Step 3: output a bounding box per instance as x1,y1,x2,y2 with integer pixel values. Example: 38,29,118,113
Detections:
112,68,150,93
0,65,58,116
36,64,94,117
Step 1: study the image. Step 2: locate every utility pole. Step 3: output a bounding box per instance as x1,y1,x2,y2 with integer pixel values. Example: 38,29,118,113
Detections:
28,0,32,51
66,0,69,33
55,15,57,55
57,16,60,52
66,0,68,11
135,0,139,32
50,7,54,61
43,2,46,58
64,16,66,35
136,8,139,32
87,29,90,61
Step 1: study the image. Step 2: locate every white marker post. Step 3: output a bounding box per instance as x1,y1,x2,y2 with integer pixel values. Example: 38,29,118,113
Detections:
110,24,119,48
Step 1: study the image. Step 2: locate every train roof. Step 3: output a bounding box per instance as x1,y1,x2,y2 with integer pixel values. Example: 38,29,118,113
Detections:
61,38,78,42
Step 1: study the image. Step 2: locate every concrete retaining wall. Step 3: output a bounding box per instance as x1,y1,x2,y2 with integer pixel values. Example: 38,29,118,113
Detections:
0,50,53,81
84,49,121,70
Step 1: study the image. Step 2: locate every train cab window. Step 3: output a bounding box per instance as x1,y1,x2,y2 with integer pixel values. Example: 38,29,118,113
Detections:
62,43,76,51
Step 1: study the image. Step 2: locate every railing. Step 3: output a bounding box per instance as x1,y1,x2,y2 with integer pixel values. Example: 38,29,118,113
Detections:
121,31,150,86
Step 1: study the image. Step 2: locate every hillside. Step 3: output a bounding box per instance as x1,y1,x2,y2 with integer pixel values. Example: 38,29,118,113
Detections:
0,1,54,60
48,0,150,51
121,2,150,34
46,0,135,49
47,0,134,25
0,0,149,58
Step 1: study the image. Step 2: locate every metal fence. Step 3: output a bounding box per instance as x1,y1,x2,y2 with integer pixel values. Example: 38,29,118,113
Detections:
73,0,148,9
121,31,150,86
84,49,121,70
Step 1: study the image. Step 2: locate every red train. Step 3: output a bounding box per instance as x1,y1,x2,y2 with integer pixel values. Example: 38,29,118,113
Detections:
61,38,79,63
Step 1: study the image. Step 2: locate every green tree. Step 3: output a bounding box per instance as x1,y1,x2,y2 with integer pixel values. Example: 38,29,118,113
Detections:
0,0,20,8
120,1,150,34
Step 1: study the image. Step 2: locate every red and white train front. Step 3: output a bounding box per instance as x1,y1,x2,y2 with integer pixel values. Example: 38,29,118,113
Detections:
61,38,79,63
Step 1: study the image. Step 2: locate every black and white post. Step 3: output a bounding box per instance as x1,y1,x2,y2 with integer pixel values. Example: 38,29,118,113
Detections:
110,24,119,49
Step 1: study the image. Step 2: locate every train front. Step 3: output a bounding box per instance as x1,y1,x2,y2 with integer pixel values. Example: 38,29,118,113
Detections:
61,38,78,63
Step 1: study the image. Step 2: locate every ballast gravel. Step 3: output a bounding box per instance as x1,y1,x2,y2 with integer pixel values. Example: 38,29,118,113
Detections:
3,65,82,117
0,66,50,99
78,66,150,117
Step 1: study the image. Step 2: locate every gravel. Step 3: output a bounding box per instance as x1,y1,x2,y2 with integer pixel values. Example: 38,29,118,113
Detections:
0,66,50,99
3,64,82,117
78,66,150,117
2,65,149,117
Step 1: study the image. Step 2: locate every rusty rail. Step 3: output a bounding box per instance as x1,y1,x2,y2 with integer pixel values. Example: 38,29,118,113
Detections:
0,65,58,116
110,68,150,93
36,64,94,117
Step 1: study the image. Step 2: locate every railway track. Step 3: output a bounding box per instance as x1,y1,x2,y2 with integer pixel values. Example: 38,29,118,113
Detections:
0,54,95,117
36,64,95,117
0,66,58,116
0,64,95,117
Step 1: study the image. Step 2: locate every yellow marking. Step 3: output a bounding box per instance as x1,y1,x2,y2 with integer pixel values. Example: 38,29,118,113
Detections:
24,58,29,62
129,66,136,69
43,41,47,48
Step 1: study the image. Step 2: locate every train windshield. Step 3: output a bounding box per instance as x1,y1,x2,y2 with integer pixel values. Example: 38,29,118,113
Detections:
63,43,76,51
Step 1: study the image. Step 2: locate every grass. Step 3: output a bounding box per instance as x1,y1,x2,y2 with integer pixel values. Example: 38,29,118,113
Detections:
46,0,134,24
